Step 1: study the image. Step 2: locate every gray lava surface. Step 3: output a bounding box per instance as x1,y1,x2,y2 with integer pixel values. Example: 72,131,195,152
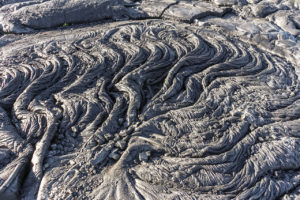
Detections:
0,0,300,200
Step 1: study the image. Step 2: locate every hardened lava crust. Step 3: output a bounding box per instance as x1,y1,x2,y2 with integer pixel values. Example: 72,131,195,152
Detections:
0,1,300,200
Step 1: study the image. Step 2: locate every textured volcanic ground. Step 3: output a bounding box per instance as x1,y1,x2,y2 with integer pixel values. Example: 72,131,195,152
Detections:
0,0,300,200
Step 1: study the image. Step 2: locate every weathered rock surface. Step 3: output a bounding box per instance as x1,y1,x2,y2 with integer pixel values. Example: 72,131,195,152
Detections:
0,0,300,200
0,0,146,33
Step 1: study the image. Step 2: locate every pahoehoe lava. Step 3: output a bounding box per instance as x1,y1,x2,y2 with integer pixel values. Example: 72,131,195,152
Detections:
0,19,300,199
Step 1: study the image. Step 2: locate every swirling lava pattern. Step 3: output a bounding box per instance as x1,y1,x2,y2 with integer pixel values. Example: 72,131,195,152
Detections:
1,20,300,200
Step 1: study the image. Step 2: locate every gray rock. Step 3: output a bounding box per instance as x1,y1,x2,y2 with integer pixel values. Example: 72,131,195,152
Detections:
163,1,231,21
138,0,178,18
109,152,120,160
214,0,239,6
0,0,147,33
251,2,278,17
103,133,113,140
138,151,151,162
91,143,114,166
0,1,300,200
115,140,127,150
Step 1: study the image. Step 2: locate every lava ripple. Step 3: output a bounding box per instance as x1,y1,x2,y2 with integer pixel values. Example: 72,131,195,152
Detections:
0,20,300,200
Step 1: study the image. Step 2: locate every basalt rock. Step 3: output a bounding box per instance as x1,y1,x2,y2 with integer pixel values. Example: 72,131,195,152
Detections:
0,0,300,200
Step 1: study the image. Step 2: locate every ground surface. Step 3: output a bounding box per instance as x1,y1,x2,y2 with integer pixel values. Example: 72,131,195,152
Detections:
0,0,300,200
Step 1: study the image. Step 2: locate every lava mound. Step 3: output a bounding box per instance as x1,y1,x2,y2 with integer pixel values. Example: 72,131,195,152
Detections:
0,20,300,200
